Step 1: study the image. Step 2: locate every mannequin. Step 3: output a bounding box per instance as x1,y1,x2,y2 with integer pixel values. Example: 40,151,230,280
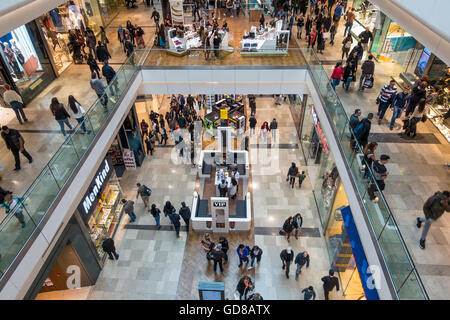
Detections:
3,42,23,80
57,33,70,57
10,41,28,81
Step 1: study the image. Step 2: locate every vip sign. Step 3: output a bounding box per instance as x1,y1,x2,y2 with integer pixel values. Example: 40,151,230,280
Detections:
78,158,113,222
213,201,227,207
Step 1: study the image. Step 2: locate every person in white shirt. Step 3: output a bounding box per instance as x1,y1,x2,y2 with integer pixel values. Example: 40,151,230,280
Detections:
2,84,28,124
231,168,240,180
67,95,87,134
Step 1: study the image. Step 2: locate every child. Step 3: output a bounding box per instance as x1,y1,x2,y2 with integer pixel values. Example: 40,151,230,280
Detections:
1,192,26,228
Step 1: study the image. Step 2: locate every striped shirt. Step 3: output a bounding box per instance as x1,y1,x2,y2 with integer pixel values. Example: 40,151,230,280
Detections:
379,85,397,103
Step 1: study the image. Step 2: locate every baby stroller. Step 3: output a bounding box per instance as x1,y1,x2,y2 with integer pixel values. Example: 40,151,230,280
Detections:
69,40,86,64
403,117,418,137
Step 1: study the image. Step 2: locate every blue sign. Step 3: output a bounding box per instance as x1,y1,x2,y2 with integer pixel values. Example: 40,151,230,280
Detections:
341,206,380,300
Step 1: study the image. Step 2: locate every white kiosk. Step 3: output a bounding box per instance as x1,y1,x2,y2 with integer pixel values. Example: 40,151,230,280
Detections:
191,127,251,233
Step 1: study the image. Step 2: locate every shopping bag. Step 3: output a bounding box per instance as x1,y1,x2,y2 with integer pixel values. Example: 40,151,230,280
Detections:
323,32,330,40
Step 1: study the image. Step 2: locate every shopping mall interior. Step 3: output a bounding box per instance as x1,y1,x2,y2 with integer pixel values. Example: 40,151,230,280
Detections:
0,0,448,302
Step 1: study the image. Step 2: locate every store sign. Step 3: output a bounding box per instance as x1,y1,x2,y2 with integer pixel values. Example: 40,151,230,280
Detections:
213,201,227,207
311,106,328,154
78,157,114,222
220,109,228,120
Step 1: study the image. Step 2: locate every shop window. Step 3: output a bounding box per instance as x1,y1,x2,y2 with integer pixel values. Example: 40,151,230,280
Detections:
38,1,104,75
0,22,56,104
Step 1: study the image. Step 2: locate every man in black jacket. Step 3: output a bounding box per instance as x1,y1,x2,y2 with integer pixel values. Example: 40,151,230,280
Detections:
353,113,373,148
283,216,298,242
322,269,339,300
179,202,191,231
270,118,278,143
280,247,294,278
170,212,181,237
359,27,373,54
102,61,119,97
96,41,111,63
359,55,375,91
249,116,257,136
219,236,229,263
102,238,119,260
294,251,310,279
211,244,225,273
1,126,32,171
417,191,450,249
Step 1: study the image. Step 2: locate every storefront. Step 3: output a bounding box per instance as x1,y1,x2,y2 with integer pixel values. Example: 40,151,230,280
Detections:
25,215,102,300
98,0,121,26
324,186,379,300
352,1,426,87
300,101,338,227
36,0,104,75
298,98,380,300
0,21,56,105
78,156,124,259
426,57,450,142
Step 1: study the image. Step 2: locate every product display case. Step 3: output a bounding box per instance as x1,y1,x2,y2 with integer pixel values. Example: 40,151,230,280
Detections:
428,104,450,142
240,20,289,55
88,180,123,259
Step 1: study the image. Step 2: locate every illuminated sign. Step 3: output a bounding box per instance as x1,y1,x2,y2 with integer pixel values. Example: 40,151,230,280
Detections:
311,106,328,154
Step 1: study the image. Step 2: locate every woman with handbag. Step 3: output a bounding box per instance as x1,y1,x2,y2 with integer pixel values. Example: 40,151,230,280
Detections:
316,25,325,54
260,121,270,143
341,34,353,59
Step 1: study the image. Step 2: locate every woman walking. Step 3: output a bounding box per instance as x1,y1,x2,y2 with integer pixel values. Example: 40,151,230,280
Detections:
316,24,325,54
260,121,270,143
230,177,238,200
67,95,87,134
330,62,344,90
50,97,73,136
341,34,353,59
99,26,109,50
135,26,145,48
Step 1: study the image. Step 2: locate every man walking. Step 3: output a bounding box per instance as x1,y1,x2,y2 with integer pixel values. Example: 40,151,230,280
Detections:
368,154,390,200
121,198,136,222
270,118,278,143
219,236,229,264
102,237,119,260
90,72,109,107
102,60,119,97
249,95,256,116
343,8,355,37
1,126,33,171
211,243,225,273
322,269,339,300
377,80,398,125
179,202,191,231
417,191,450,249
3,84,28,124
298,171,306,189
151,7,160,30
294,251,310,279
171,211,181,237
358,55,375,91
358,27,373,55
136,182,151,210
237,244,250,267
389,86,410,130
248,245,263,269
353,113,373,148
280,247,294,278
249,115,257,136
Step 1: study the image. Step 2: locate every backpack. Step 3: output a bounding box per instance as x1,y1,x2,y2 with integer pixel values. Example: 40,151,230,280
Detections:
144,185,152,196
353,121,367,139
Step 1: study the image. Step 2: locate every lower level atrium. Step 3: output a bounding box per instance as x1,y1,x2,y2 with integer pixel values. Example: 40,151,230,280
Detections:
28,94,381,300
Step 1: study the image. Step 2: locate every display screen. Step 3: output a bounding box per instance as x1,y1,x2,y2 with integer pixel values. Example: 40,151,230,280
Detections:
414,47,431,77
201,290,222,300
